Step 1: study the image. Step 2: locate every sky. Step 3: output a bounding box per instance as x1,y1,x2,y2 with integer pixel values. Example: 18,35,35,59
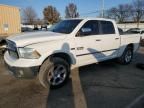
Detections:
0,0,133,18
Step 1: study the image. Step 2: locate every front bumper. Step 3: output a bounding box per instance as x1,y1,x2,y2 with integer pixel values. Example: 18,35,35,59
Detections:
4,51,40,78
5,61,39,78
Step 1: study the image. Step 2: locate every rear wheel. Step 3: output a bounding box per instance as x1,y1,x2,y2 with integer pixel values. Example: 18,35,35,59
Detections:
39,57,70,89
118,46,133,65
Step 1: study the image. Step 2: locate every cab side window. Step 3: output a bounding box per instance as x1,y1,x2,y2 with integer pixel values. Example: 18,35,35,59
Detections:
78,20,100,36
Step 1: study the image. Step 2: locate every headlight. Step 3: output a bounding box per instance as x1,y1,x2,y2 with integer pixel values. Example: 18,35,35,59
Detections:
18,48,41,59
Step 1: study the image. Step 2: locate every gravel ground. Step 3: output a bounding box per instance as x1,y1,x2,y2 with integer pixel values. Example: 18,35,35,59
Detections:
0,47,144,108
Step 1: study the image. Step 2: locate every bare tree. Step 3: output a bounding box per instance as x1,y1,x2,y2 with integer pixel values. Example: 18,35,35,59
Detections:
106,4,132,23
65,3,79,18
22,7,37,25
132,0,144,27
43,6,60,24
106,8,118,20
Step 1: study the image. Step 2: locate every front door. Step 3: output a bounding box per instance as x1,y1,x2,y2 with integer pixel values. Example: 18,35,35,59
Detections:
75,20,103,66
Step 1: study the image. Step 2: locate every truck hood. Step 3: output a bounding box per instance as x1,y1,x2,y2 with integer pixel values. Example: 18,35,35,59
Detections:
7,31,66,47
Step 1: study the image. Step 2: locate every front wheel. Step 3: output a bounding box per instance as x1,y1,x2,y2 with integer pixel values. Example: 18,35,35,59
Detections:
39,57,70,89
118,47,133,65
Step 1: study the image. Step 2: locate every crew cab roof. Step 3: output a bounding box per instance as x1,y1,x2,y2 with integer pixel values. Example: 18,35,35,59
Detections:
63,18,115,22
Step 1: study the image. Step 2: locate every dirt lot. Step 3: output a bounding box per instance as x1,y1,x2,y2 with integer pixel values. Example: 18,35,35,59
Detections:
0,47,144,108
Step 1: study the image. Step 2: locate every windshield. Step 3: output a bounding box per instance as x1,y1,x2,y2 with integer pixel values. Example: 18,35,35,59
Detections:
50,19,82,34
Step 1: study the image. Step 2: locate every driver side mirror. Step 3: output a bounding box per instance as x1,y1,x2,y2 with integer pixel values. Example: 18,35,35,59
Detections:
81,28,92,33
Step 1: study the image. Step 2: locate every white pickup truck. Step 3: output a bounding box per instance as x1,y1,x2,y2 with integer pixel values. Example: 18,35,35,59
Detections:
4,18,140,88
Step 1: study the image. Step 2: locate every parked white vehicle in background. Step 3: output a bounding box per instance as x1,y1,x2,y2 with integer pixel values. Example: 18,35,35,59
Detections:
125,28,144,39
4,18,141,89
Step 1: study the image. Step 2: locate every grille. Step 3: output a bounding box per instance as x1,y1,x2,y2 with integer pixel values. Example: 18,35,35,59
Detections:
6,40,19,59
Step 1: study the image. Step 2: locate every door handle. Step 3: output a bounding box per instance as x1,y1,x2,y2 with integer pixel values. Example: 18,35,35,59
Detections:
115,38,119,40
96,39,101,41
77,47,84,50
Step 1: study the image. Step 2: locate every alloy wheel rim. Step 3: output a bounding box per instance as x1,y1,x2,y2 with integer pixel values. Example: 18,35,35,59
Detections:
47,64,67,86
125,50,132,63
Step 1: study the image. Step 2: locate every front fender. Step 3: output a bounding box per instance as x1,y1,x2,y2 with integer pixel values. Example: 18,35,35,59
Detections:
26,41,76,66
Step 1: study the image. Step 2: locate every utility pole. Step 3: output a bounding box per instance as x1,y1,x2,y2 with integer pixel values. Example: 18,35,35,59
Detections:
101,0,104,17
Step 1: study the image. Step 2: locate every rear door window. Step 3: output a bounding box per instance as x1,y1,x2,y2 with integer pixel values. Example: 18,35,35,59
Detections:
100,21,115,34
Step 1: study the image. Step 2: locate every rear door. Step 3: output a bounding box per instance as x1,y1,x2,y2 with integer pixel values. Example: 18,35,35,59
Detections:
98,20,120,58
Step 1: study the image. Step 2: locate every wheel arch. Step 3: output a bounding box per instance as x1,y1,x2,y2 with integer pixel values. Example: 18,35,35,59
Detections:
51,52,73,66
41,52,75,67
127,43,134,51
118,43,134,57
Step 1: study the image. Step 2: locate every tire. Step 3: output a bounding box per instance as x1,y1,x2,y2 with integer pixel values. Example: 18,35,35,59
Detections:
39,57,70,89
118,46,133,65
